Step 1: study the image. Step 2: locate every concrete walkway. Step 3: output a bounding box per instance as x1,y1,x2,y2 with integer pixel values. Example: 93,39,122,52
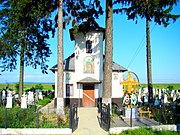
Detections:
72,107,108,135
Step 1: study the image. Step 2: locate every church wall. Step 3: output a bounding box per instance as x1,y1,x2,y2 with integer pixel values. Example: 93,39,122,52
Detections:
74,32,104,82
112,72,124,98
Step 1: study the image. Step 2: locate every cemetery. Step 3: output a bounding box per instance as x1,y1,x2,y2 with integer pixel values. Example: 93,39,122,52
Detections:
109,72,180,134
0,85,70,128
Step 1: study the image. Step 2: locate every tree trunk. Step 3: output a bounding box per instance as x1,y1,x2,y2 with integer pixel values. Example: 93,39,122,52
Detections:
19,47,24,99
57,0,65,117
102,0,113,106
146,19,153,104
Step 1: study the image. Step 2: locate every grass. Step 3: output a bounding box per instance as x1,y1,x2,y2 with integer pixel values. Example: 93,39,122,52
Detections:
112,127,179,135
1,83,180,91
139,83,180,90
0,83,55,91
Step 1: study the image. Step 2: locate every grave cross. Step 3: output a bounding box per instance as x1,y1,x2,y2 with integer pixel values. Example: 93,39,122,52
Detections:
121,72,139,94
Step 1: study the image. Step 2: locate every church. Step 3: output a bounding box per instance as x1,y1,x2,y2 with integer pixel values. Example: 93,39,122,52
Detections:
50,22,127,107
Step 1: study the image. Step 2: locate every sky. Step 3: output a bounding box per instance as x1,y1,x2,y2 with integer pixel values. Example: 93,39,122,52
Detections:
0,2,180,84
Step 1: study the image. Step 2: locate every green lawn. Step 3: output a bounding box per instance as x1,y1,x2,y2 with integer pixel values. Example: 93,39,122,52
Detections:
0,83,55,91
140,83,180,90
0,83,180,91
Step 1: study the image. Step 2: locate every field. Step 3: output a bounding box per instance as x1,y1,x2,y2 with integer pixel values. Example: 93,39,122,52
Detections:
140,83,180,90
0,83,55,91
0,83,180,91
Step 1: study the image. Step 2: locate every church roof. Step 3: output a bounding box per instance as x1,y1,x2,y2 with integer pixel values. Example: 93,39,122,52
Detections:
77,77,101,84
69,20,105,41
50,53,127,73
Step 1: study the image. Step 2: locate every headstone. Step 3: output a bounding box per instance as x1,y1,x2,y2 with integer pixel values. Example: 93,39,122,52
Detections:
159,89,162,99
125,107,139,119
2,90,6,100
38,91,43,100
154,97,159,106
138,94,142,104
164,93,168,104
21,93,27,108
27,91,34,105
144,94,148,103
173,93,177,102
6,94,12,108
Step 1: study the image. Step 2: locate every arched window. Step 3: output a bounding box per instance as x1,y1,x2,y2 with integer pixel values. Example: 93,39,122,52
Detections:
84,57,94,73
86,40,92,53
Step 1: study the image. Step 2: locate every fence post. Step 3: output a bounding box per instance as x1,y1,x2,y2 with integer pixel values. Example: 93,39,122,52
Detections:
36,109,39,128
4,108,7,129
107,103,110,130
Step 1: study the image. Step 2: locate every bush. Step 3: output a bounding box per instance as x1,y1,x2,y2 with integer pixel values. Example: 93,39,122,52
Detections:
115,127,179,135
35,84,44,90
37,97,52,107
0,106,70,128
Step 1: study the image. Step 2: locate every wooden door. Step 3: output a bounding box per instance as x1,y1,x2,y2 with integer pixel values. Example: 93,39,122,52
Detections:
82,84,95,107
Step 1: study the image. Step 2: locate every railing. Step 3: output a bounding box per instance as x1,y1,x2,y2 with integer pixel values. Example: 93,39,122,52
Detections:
99,103,110,131
70,103,78,132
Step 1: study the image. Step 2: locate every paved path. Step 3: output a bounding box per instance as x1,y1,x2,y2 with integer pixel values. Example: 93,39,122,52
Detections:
72,107,108,135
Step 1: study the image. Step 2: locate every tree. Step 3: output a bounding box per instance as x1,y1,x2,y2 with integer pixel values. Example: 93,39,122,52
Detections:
56,0,65,117
114,0,180,104
0,0,56,97
102,0,113,106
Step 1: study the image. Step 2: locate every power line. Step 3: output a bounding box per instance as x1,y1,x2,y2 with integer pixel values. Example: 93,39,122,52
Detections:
127,24,156,69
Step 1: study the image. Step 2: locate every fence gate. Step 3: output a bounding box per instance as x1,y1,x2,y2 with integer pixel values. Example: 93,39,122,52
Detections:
99,103,110,131
70,103,78,132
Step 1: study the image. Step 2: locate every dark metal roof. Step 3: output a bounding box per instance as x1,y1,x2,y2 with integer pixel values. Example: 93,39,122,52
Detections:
77,77,101,84
50,53,127,72
69,21,105,41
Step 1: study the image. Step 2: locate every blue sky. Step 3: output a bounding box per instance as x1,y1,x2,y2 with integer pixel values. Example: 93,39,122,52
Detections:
0,2,180,84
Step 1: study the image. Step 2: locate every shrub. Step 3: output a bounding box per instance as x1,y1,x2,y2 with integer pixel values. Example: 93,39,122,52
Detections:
117,127,179,135
35,83,44,90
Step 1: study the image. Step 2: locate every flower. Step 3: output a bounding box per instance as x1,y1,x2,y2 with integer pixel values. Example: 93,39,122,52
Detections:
2,114,4,120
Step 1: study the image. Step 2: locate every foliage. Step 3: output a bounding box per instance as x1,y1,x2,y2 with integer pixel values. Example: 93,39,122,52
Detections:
167,85,174,90
114,127,179,135
0,106,69,128
0,0,56,73
151,104,177,124
34,83,44,90
37,97,52,107
113,0,180,26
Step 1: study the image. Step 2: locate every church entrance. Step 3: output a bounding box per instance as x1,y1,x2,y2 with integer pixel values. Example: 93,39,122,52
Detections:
82,84,95,107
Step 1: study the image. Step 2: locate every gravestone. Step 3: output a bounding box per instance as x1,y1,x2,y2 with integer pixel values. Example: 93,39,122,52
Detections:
6,94,12,108
154,97,159,106
21,93,27,108
28,91,34,105
173,93,177,102
158,89,162,99
125,107,139,119
164,93,168,104
38,91,43,100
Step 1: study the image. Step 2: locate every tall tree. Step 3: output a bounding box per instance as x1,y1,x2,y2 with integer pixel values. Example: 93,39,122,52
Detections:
114,0,180,104
0,0,56,97
56,0,65,117
102,0,113,106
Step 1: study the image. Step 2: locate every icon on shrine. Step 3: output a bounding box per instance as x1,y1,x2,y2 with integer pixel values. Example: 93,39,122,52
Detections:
121,71,139,107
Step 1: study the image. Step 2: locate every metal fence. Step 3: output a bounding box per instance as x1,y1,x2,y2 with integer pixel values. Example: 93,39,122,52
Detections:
99,103,110,131
70,103,78,132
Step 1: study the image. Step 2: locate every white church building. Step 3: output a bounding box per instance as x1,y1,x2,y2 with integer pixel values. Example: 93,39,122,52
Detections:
51,22,127,107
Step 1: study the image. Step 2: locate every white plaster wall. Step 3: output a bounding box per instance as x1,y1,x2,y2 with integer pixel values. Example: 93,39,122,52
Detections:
74,32,104,82
55,72,57,98
112,72,124,98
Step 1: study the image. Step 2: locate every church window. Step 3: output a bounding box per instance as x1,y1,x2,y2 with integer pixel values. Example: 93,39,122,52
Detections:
86,40,92,53
84,57,94,73
66,84,74,97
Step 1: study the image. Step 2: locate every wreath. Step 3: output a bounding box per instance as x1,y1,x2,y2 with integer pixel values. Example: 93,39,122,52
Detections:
123,93,130,106
131,93,137,106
